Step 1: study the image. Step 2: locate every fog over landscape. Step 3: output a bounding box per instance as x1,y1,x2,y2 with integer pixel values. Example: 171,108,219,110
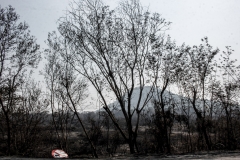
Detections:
1,0,240,109
1,0,240,110
1,0,240,158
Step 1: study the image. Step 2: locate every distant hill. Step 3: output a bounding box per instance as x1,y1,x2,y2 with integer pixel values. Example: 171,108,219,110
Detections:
100,86,219,119
102,86,185,118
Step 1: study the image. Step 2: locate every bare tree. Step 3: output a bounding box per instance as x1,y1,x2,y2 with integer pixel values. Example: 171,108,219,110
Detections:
43,31,66,150
44,32,98,158
0,5,40,154
57,0,170,153
212,47,240,149
177,37,219,150
147,36,183,153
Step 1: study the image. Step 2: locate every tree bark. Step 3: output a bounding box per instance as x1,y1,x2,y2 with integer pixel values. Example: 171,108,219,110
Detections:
0,97,11,155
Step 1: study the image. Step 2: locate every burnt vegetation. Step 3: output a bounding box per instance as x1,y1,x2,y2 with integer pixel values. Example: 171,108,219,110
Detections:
1,0,240,158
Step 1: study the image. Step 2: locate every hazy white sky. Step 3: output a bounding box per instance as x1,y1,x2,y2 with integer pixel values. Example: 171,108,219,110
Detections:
1,0,240,110
1,0,239,59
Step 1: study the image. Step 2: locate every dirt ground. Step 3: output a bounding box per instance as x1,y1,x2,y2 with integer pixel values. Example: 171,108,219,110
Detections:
1,151,240,160
110,151,240,159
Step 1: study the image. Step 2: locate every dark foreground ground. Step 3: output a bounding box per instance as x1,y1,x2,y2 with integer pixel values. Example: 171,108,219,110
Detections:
1,151,240,160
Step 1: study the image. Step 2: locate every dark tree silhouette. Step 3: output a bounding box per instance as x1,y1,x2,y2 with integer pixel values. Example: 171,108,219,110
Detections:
0,5,40,155
57,0,170,153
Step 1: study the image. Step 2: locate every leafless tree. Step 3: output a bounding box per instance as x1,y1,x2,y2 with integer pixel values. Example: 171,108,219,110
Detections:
43,31,67,150
147,36,183,153
177,37,219,150
0,5,40,154
212,47,240,149
44,32,98,158
57,0,170,153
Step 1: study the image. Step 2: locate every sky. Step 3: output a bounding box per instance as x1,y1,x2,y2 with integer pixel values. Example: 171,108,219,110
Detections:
0,0,239,56
1,0,240,110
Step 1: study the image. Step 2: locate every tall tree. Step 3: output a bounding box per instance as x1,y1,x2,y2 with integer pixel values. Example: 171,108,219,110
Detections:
213,47,240,149
148,36,183,153
178,37,219,150
58,0,170,153
0,5,40,154
44,32,98,158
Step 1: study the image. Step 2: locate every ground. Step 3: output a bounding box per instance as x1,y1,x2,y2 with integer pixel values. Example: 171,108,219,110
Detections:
1,151,240,159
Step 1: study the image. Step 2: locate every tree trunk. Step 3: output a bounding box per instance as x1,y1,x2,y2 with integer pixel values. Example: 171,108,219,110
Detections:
0,97,11,155
160,79,171,154
128,138,136,154
201,120,211,150
191,89,211,150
